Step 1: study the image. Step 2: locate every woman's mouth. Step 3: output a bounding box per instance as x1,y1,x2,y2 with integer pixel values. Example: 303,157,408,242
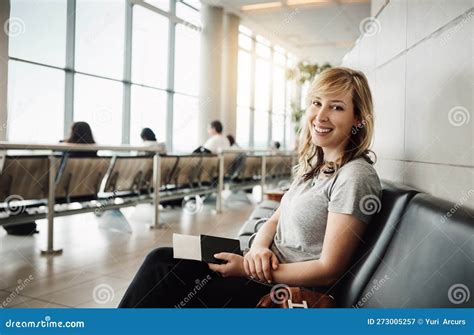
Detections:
313,124,334,136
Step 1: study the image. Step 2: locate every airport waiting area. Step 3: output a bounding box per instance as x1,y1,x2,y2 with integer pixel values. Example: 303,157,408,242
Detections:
0,0,472,318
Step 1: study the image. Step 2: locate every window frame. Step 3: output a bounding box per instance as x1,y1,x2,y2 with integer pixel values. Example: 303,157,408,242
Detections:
7,0,202,150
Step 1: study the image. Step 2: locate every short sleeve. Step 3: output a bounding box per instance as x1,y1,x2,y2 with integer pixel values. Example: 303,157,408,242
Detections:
203,137,217,153
327,161,382,224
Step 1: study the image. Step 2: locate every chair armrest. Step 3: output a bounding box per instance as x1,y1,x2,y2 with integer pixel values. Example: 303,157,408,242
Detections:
254,217,269,233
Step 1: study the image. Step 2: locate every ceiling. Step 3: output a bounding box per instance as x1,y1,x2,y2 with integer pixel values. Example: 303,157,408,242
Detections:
205,0,371,65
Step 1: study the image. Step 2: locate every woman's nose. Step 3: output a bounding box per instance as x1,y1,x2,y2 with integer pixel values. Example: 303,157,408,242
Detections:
316,106,329,122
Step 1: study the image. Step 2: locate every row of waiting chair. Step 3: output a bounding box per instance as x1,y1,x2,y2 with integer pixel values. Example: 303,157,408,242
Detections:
0,152,295,219
0,154,217,204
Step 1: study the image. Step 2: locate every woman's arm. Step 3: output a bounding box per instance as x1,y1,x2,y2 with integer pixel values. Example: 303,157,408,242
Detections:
209,208,281,280
271,212,367,287
242,207,281,283
251,207,280,248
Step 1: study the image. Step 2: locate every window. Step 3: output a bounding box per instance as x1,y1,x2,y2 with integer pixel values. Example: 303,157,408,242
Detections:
173,8,201,152
286,114,293,150
173,94,199,153
174,24,200,96
236,106,250,148
238,34,252,51
254,58,270,148
176,1,201,27
130,86,167,145
239,25,252,35
6,1,227,153
237,50,252,107
75,0,126,80
7,61,65,143
74,74,123,145
272,66,286,143
256,36,271,59
286,76,296,149
236,50,252,148
273,50,286,67
132,6,169,88
301,81,310,109
236,25,295,149
145,0,169,12
9,0,67,67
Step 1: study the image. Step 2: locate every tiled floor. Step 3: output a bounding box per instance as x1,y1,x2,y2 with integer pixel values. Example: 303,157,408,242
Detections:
0,193,256,308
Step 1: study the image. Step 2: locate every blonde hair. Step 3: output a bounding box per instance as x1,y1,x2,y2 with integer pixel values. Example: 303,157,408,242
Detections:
294,67,375,181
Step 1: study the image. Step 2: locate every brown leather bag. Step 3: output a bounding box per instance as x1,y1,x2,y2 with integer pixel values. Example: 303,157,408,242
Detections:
256,286,337,308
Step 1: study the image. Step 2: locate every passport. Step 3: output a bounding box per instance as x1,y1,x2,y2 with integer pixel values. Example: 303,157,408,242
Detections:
200,234,242,264
173,233,242,264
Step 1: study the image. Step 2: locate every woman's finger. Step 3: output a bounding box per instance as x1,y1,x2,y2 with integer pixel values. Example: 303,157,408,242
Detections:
214,253,231,261
254,256,266,282
248,257,257,279
271,253,279,270
208,263,222,273
243,257,250,277
261,256,272,283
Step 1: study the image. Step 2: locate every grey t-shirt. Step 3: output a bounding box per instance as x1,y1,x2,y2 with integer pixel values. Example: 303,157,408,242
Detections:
271,157,382,263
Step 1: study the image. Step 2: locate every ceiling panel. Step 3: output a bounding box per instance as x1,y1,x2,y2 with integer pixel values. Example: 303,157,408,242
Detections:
205,0,371,64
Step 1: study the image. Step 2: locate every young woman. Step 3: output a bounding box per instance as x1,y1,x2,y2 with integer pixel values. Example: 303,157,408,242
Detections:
140,127,166,154
62,121,97,157
119,67,381,308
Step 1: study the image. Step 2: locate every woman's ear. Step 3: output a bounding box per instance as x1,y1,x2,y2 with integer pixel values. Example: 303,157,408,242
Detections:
353,117,364,128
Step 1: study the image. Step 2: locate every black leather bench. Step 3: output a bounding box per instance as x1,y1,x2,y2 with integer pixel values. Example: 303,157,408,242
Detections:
237,180,474,308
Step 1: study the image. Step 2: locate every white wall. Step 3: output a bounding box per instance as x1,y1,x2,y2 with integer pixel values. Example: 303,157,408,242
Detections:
342,0,473,209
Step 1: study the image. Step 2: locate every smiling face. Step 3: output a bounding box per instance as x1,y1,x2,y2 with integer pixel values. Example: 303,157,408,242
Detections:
306,91,359,160
295,67,375,181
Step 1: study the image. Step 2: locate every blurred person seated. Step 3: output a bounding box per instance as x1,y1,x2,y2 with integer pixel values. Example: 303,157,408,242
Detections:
140,128,166,155
193,120,230,154
60,121,97,157
270,140,281,152
227,135,240,149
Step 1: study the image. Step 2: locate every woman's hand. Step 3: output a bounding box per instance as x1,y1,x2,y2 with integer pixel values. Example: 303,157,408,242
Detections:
243,246,279,283
208,253,246,278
